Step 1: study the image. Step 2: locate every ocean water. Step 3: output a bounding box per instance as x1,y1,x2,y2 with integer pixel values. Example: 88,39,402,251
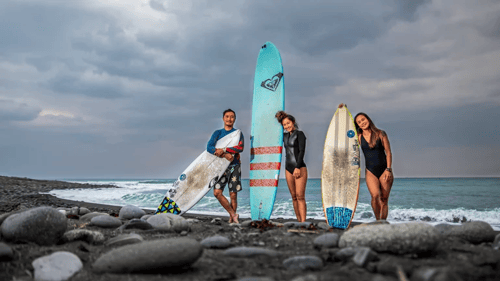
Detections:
48,178,500,230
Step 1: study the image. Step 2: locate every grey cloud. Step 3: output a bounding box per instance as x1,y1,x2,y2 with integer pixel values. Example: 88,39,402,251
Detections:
0,100,41,122
45,75,126,99
392,0,430,22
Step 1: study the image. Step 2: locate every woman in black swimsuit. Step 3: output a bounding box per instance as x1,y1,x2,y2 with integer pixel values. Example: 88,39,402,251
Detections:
275,111,308,222
350,106,393,221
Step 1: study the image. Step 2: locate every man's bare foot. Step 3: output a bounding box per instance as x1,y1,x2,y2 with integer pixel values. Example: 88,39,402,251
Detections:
228,216,233,223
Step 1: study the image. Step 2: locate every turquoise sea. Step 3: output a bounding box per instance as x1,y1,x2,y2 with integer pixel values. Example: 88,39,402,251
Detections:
48,178,500,230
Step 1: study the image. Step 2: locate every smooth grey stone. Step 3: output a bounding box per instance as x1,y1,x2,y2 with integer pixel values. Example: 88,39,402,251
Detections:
118,219,153,231
200,236,231,249
313,233,339,249
0,242,14,261
316,222,330,230
92,238,203,273
339,222,440,254
78,207,91,216
0,212,19,225
1,207,67,245
90,216,122,228
147,214,173,231
434,223,459,235
333,247,357,261
79,212,109,222
284,221,312,228
119,205,146,220
283,256,324,270
446,221,496,244
241,220,254,227
493,233,500,250
140,214,153,221
223,247,279,258
290,274,318,281
238,278,275,281
411,267,439,281
62,229,105,245
105,233,143,247
32,251,83,281
352,247,377,267
172,219,190,233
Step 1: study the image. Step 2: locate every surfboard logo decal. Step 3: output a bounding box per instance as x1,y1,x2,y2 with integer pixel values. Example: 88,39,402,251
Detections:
261,72,283,92
347,130,355,138
179,174,186,181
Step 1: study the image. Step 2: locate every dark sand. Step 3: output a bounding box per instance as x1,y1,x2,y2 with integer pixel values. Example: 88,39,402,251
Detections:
1,175,499,281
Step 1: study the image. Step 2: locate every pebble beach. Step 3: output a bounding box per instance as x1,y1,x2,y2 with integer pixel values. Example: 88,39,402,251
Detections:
1,175,499,281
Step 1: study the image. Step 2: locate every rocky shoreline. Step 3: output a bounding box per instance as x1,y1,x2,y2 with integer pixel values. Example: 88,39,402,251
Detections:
0,175,499,281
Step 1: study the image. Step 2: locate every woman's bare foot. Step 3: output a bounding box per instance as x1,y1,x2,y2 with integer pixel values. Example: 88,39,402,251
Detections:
230,213,239,224
228,216,233,223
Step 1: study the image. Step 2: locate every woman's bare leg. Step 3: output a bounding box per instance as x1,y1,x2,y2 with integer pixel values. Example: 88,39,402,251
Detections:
285,170,300,220
294,167,308,222
378,174,393,220
365,170,382,220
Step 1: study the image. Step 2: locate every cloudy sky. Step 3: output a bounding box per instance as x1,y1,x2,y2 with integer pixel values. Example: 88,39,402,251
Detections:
1,0,499,179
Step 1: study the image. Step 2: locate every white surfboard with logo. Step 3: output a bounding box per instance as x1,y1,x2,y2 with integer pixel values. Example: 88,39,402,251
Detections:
156,130,241,215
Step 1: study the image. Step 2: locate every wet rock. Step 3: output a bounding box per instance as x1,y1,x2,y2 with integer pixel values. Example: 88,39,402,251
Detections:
339,222,440,254
238,277,275,281
411,267,464,281
434,223,458,235
93,238,203,273
333,247,357,262
32,251,83,281
201,235,231,249
119,205,146,220
284,221,313,229
140,214,153,221
0,242,14,261
411,267,439,281
147,214,172,231
117,219,153,231
67,206,90,216
90,215,122,228
241,220,254,227
62,229,105,245
223,247,279,258
313,233,339,249
446,221,496,244
283,256,324,270
352,247,378,267
493,233,500,250
79,212,109,222
105,233,144,247
1,207,67,245
211,218,222,225
290,274,319,281
172,219,190,233
316,222,330,230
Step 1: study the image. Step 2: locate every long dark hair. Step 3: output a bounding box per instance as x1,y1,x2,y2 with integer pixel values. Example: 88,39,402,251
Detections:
275,111,298,129
354,112,383,148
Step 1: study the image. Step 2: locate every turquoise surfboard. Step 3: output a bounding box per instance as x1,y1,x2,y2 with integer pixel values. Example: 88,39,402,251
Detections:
250,42,284,220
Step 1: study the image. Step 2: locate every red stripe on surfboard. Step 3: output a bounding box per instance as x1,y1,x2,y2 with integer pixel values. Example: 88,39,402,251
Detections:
250,179,279,187
250,146,282,155
250,162,281,170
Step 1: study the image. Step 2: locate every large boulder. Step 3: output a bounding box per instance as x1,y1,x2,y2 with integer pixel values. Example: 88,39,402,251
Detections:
1,207,67,245
339,222,440,255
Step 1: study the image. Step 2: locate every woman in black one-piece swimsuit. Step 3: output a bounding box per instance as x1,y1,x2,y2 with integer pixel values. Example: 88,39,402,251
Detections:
349,105,393,221
275,111,308,222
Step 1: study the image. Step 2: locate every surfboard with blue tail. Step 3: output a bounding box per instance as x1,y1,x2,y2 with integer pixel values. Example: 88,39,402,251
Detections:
250,42,284,220
321,105,361,229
